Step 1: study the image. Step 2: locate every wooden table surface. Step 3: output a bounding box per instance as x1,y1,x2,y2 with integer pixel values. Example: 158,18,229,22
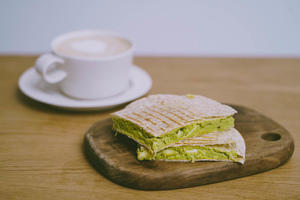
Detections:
0,56,299,199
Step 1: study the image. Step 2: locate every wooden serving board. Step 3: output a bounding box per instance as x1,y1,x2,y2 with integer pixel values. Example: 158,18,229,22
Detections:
84,105,294,190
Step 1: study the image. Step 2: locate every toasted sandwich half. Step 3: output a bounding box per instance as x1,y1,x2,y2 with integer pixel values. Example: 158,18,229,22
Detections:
137,128,246,164
111,94,237,153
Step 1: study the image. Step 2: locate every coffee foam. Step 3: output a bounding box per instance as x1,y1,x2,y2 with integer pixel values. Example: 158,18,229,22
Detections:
55,35,131,58
71,40,107,54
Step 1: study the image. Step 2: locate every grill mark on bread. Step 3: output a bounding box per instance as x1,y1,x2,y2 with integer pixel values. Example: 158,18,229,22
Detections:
140,110,161,126
167,110,187,121
151,105,189,124
146,107,182,126
184,136,215,140
131,112,157,126
143,108,172,127
174,106,197,118
123,114,155,132
140,109,170,127
140,110,168,132
152,105,187,122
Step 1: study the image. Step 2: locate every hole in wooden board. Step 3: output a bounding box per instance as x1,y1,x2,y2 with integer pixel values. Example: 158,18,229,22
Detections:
261,133,281,141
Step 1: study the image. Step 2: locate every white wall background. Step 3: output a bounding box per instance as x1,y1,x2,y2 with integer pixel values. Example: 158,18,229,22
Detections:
0,0,300,57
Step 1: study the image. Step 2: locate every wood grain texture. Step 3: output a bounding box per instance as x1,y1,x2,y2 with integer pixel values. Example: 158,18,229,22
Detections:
0,56,300,199
84,105,294,190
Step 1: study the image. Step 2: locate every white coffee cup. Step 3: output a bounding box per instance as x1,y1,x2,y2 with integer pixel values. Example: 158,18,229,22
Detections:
35,30,134,99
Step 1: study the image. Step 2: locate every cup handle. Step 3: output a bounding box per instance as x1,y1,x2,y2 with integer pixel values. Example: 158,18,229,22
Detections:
35,53,67,84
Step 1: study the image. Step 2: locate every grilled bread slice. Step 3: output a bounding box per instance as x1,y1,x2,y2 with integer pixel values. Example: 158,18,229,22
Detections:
112,94,237,153
137,128,246,164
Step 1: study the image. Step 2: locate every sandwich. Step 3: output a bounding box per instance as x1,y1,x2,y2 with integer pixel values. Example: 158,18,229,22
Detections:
137,128,245,164
112,94,237,154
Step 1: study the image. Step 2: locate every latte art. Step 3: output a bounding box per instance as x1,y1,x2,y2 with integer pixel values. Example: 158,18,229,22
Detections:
55,35,131,58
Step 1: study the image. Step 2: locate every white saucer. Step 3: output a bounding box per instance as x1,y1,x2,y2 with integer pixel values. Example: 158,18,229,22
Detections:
18,65,152,111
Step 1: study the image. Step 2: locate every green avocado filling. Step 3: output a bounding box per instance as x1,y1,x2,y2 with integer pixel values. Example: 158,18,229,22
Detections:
137,146,241,163
112,116,234,153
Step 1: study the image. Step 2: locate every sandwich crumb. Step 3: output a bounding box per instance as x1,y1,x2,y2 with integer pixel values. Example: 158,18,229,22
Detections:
186,94,195,99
